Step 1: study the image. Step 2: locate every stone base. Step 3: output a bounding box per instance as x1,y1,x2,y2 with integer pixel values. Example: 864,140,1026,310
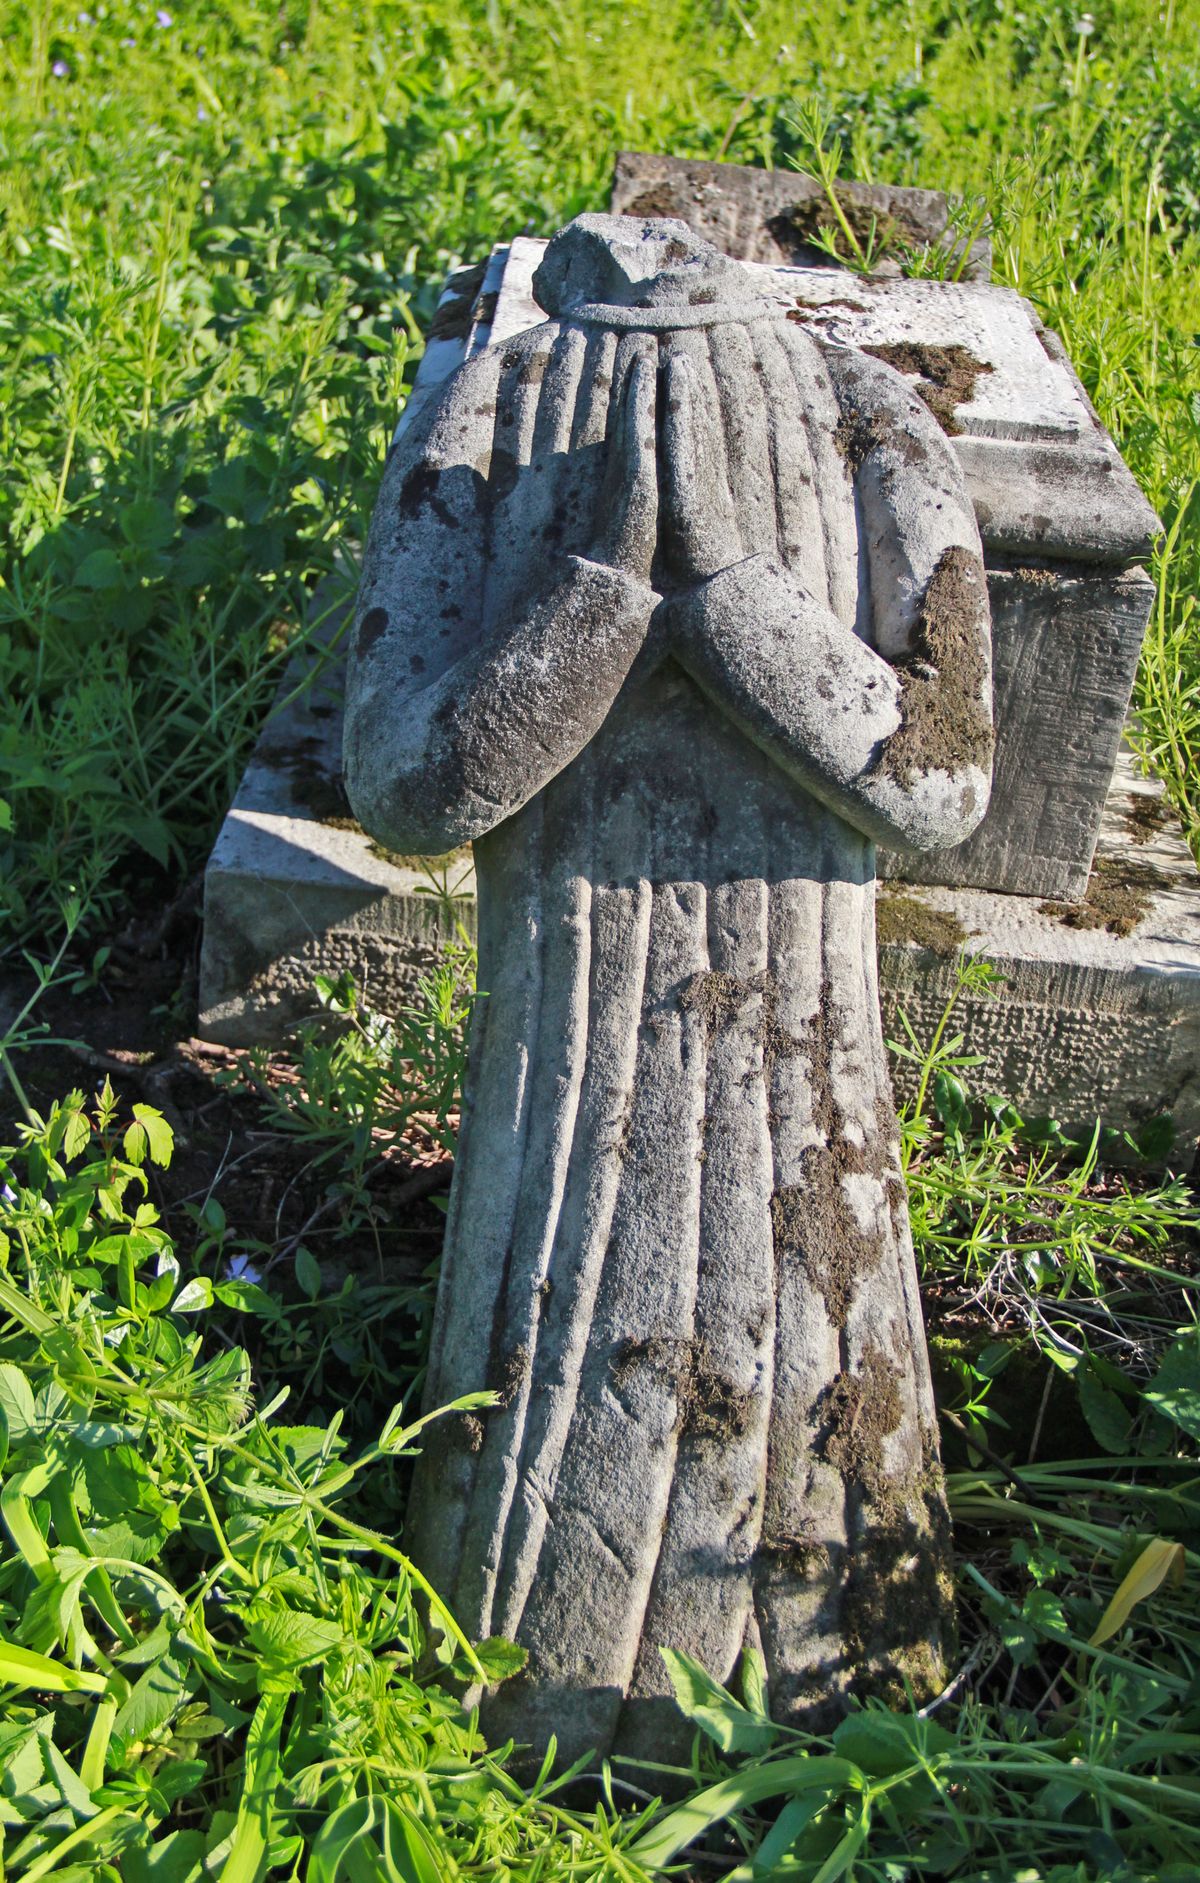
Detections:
199,638,1200,1167
876,754,1200,1165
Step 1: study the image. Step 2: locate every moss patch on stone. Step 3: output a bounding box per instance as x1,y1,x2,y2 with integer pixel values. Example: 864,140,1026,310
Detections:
863,340,994,434
1039,854,1168,938
879,544,994,789
876,886,968,958
771,194,911,263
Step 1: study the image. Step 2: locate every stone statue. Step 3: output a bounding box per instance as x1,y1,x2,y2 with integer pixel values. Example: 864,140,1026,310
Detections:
344,213,994,1764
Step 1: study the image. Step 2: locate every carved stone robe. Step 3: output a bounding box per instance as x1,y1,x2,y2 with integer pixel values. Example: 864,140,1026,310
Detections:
345,217,993,1764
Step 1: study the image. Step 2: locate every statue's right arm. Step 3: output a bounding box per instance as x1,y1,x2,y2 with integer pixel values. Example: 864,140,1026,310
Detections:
343,342,658,855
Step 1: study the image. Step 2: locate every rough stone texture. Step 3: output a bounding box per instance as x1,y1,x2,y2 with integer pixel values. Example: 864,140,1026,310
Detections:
344,213,995,1763
879,749,1200,1166
197,608,471,1043
611,150,992,279
880,560,1155,899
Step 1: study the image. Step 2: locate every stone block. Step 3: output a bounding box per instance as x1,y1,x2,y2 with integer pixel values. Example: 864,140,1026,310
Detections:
877,750,1200,1166
610,150,992,278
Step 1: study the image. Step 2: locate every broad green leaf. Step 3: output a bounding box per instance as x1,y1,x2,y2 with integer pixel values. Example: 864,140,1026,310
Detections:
294,1247,322,1301
243,1609,343,1672
307,1797,449,1883
661,1647,777,1756
1076,1356,1132,1455
173,1277,214,1314
832,1709,955,1778
113,1654,195,1748
1145,1334,1200,1440
123,1106,174,1171
0,1363,36,1445
75,547,124,590
474,1637,528,1682
1089,1538,1186,1646
123,1828,207,1882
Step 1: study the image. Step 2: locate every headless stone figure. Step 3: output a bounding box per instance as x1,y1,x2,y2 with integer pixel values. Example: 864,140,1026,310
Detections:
344,215,993,1764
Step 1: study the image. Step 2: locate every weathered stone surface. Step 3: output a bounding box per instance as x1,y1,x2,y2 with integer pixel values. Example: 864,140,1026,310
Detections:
487,232,1158,897
611,150,992,278
197,609,470,1044
345,212,994,1762
879,750,1200,1165
881,560,1155,899
199,673,1200,1167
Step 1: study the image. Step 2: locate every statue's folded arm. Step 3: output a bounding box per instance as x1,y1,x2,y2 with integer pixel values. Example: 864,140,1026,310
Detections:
667,340,994,854
344,341,659,854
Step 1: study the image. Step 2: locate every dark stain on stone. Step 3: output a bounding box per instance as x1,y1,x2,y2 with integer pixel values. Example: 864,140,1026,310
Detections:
462,1413,485,1454
879,544,993,788
357,606,389,656
875,887,967,958
1039,853,1167,937
487,447,521,504
425,262,488,343
398,460,457,529
258,734,356,827
862,341,994,435
409,652,426,674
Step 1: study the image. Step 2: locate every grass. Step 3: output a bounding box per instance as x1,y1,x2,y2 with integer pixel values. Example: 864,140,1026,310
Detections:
0,0,1199,1875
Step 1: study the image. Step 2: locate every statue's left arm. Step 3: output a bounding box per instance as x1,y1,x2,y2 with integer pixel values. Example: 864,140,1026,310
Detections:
664,341,993,853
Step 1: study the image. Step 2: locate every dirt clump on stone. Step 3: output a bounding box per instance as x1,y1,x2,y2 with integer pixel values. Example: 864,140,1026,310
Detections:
821,1342,905,1507
1039,854,1166,938
1123,793,1173,845
863,341,994,434
610,1335,754,1440
832,405,894,475
878,544,994,790
875,887,968,957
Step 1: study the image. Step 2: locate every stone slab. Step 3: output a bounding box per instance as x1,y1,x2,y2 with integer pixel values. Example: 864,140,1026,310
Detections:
877,750,1200,1167
611,149,993,278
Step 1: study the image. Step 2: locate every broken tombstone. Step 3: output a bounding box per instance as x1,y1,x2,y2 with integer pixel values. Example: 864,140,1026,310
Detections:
197,158,1196,1172
341,210,996,1759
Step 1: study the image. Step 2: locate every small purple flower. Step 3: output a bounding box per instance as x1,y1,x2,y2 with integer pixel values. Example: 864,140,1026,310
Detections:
225,1252,263,1284
77,10,94,23
121,36,135,47
155,7,173,24
51,58,70,77
1,1183,16,1205
196,105,208,121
